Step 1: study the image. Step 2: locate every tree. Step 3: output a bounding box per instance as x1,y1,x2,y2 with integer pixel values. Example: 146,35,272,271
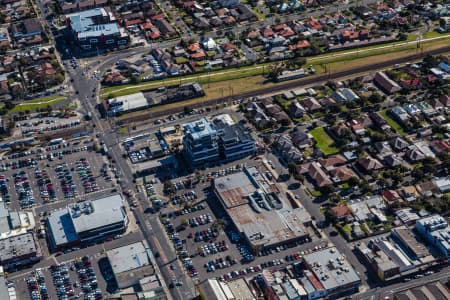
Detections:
4,100,14,110
280,118,291,127
288,163,297,175
348,177,359,187
163,180,175,196
184,106,192,114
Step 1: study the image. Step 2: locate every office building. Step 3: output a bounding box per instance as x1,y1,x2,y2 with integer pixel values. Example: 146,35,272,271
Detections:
46,194,128,250
213,116,256,161
66,8,129,50
416,215,450,259
183,116,255,166
183,117,220,166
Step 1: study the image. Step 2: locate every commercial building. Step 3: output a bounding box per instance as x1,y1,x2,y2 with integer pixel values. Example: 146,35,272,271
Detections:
104,92,149,116
356,241,400,281
213,167,310,252
201,278,255,300
391,227,431,260
0,199,35,236
66,8,129,50
106,241,154,289
416,215,450,259
182,116,255,166
0,200,40,271
183,117,220,166
0,232,42,271
300,247,361,299
213,117,256,161
46,194,128,250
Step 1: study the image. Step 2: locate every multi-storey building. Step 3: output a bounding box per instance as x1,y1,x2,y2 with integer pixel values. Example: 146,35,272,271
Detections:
182,116,255,167
66,8,129,51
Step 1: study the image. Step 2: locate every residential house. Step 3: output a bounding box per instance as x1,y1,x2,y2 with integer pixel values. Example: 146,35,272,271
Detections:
369,112,390,131
290,128,314,149
439,94,450,107
390,106,410,124
374,71,401,94
301,97,322,112
318,154,347,171
389,136,410,152
348,119,365,135
154,19,176,37
382,189,402,203
405,147,426,162
357,156,384,172
331,205,354,223
288,100,306,118
296,162,332,187
273,135,302,163
383,154,404,168
330,166,357,183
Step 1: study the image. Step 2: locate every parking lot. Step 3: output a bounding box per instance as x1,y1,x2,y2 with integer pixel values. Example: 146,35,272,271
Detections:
150,157,326,282
15,254,107,300
15,113,82,138
0,138,113,211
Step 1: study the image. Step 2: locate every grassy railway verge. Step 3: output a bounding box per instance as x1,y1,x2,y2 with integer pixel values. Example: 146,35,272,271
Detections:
114,45,450,126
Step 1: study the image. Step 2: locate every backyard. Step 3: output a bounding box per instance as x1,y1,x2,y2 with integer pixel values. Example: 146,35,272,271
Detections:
309,127,339,155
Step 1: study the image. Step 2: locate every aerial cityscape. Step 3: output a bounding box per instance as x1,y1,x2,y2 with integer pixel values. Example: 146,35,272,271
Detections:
0,0,449,299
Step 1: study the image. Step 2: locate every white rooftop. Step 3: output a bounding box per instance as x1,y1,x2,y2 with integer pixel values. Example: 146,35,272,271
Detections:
107,241,151,274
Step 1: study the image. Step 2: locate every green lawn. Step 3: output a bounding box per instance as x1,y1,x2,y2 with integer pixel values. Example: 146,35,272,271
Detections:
10,96,66,113
423,31,450,39
342,224,352,237
379,109,407,136
101,63,274,97
310,127,339,155
101,33,450,99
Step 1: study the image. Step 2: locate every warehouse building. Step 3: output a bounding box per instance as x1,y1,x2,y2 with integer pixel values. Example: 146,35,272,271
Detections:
103,92,149,116
46,194,128,250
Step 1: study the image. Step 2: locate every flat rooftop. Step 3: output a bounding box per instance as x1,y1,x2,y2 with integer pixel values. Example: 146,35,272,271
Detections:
107,241,150,274
47,194,126,246
0,232,38,262
183,117,217,141
303,247,361,291
108,92,148,112
226,278,255,300
107,241,154,287
392,227,430,259
70,194,126,234
214,172,254,208
214,168,309,248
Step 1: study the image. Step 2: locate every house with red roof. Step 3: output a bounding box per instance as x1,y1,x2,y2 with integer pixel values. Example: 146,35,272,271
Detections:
331,205,354,223
125,19,143,27
306,17,322,30
289,40,310,51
